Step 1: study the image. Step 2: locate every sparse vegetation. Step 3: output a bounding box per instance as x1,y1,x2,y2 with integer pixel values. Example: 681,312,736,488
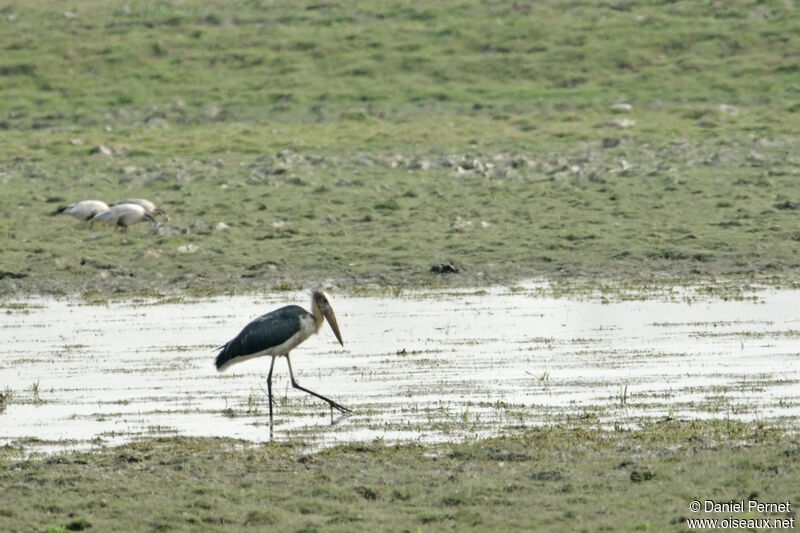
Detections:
0,387,11,413
1,421,798,532
28,380,42,405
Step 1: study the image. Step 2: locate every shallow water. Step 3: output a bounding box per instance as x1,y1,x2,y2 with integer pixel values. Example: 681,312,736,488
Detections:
1,285,799,453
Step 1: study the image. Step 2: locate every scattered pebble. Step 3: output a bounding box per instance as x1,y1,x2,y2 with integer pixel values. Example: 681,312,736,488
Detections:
90,144,114,156
610,103,633,113
450,216,473,231
54,257,74,269
409,159,431,170
431,263,460,274
177,244,199,254
150,224,182,236
142,249,163,260
608,118,636,128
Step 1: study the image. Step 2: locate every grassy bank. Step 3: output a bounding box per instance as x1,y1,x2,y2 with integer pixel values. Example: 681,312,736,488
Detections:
5,138,800,296
1,420,798,532
2,1,800,295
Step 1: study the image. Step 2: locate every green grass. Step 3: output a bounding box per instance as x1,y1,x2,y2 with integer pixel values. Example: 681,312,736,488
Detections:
2,0,800,296
1,420,797,532
2,0,800,142
4,139,800,295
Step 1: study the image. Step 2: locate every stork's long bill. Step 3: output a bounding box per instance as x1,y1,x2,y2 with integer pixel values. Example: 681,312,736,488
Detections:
314,291,344,346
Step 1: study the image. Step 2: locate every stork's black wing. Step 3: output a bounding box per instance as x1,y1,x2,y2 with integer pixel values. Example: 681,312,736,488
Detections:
214,305,309,370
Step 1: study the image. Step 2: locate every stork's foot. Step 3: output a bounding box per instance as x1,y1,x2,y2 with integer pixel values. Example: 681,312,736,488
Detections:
329,404,350,426
285,356,351,416
327,400,351,414
296,384,350,415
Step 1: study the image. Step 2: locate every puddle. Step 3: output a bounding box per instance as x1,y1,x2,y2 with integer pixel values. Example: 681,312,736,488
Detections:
1,284,799,453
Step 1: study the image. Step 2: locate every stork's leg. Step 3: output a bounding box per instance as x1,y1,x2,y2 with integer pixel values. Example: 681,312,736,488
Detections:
285,356,351,414
266,356,276,425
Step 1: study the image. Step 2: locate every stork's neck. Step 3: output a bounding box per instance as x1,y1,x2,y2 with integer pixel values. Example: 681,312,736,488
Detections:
311,299,324,332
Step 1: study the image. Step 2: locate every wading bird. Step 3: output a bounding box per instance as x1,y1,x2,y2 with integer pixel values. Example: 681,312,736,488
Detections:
214,291,349,426
55,200,110,227
112,198,168,221
90,203,157,232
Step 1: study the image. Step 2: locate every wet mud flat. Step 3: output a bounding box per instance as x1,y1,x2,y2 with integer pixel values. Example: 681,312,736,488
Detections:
2,284,799,454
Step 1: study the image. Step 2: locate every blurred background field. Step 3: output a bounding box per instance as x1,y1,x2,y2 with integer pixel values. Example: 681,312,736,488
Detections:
1,0,799,294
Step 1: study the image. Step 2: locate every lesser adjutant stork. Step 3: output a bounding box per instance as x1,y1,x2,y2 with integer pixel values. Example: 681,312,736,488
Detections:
214,291,349,426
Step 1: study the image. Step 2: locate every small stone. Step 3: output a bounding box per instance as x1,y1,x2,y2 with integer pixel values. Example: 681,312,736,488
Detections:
205,104,222,119
150,224,181,236
409,159,431,170
177,244,199,254
608,118,636,129
90,144,113,156
142,249,162,260
610,103,633,113
431,264,460,274
189,221,210,233
145,116,169,128
451,216,473,231
214,222,230,232
54,257,73,269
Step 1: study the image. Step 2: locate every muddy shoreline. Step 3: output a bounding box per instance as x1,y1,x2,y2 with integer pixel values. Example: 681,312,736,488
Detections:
2,421,796,532
2,265,797,300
